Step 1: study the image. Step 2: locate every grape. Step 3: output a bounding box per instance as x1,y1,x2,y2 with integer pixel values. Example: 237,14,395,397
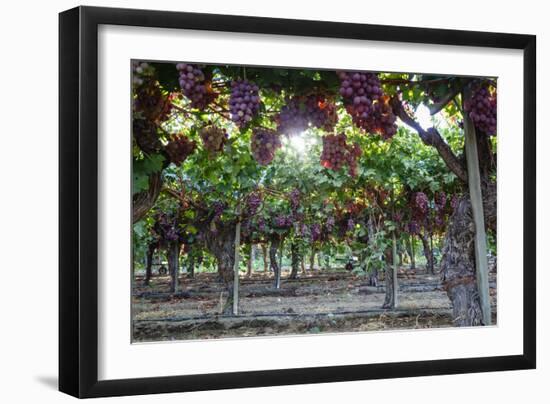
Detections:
289,188,300,212
153,211,182,244
276,95,337,136
199,125,227,153
250,129,282,165
311,223,322,242
410,191,429,220
245,191,262,216
464,85,497,136
450,194,459,210
337,71,398,139
165,135,196,165
176,63,217,109
320,133,362,177
132,61,154,88
273,214,292,229
435,191,447,210
326,216,335,232
132,118,161,153
229,79,260,128
407,221,420,235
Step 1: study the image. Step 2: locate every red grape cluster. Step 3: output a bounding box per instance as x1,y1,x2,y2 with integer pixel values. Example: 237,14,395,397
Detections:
153,211,181,243
411,192,429,219
165,135,196,165
464,85,497,136
245,191,262,216
337,71,397,139
250,129,282,165
276,95,337,136
435,192,447,210
176,63,217,109
320,133,362,177
132,61,154,88
407,220,420,235
289,189,300,212
273,214,293,229
311,223,322,242
326,215,335,232
229,79,260,128
133,118,161,154
199,125,227,154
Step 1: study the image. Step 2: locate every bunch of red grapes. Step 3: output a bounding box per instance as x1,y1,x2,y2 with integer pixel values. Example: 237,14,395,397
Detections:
411,192,429,219
199,125,227,153
273,214,293,229
132,118,161,154
276,95,337,136
320,133,362,177
250,129,282,165
338,71,398,139
464,85,497,136
153,211,181,243
229,79,261,128
289,188,301,212
165,135,196,165
245,191,262,216
176,63,217,109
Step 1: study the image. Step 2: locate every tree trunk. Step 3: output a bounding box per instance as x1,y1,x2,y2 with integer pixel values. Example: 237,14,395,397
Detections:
420,232,434,274
270,237,282,288
203,225,237,314
289,240,300,279
382,248,395,309
167,241,180,293
301,258,306,274
144,242,156,286
261,243,269,272
441,197,484,326
132,172,163,223
188,250,195,278
409,236,416,270
309,248,317,271
246,244,254,278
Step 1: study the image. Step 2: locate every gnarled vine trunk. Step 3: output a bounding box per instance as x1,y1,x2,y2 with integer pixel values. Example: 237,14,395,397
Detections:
270,237,282,288
382,248,395,309
203,226,236,314
144,242,156,286
166,241,180,293
289,240,300,279
420,232,435,274
132,172,162,223
441,183,496,326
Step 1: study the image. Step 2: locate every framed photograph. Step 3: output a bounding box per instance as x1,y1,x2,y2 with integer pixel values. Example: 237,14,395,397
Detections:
59,6,536,398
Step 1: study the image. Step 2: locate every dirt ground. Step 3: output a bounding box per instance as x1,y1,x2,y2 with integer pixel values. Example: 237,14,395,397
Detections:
132,267,497,342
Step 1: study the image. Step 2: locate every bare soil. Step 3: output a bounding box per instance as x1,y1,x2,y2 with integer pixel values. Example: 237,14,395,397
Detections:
132,267,497,342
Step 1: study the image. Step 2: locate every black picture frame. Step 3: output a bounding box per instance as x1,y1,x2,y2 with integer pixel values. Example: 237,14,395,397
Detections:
59,5,536,398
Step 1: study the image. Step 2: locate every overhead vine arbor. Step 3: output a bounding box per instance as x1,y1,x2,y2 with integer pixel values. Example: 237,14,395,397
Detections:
132,61,496,324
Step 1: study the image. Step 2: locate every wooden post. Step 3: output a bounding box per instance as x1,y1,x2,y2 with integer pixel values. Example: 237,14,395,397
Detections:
392,231,398,308
463,89,491,325
233,207,242,316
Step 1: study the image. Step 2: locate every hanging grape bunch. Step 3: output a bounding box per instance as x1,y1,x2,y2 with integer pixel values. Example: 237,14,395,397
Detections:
320,133,362,177
276,95,337,136
153,211,182,244
289,189,300,212
250,129,282,165
338,71,397,139
273,214,293,229
176,63,217,109
407,220,420,235
276,98,309,136
165,135,196,165
132,117,161,154
132,61,154,88
199,125,227,154
245,191,263,216
229,79,261,128
410,191,429,226
310,223,322,242
464,85,497,136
